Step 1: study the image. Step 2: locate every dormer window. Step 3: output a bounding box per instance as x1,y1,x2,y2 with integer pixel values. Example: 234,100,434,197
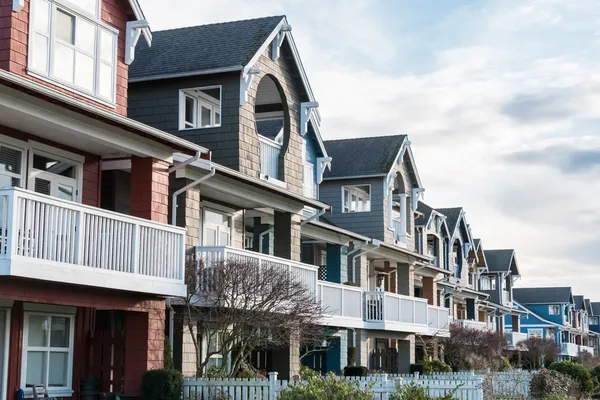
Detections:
29,0,117,103
342,185,371,213
549,305,560,315
179,86,222,130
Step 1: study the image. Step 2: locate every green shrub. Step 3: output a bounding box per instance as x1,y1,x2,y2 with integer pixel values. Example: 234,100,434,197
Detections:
343,365,368,377
549,360,594,394
530,368,574,400
498,356,512,372
163,336,174,370
390,382,458,400
205,364,228,378
423,358,452,374
141,369,184,400
591,365,600,391
279,373,373,400
299,365,320,379
347,346,357,367
410,364,424,375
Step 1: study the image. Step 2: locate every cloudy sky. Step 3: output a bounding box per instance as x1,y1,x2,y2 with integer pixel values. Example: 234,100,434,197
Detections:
140,0,600,297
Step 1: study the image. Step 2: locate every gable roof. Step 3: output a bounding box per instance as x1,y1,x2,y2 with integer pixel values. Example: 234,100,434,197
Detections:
592,303,600,316
513,287,573,305
323,135,407,179
586,299,593,314
473,238,489,270
129,16,285,80
484,249,519,275
415,202,435,227
436,208,462,235
573,295,586,311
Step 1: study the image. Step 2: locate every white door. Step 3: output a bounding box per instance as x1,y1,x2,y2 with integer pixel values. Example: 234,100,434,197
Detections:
202,209,231,246
28,153,79,202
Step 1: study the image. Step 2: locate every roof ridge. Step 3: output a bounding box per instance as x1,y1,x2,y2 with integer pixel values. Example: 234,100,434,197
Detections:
154,15,286,34
324,134,407,143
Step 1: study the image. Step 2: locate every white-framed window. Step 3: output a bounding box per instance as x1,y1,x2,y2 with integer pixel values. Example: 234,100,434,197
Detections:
527,328,543,339
28,0,118,103
302,139,316,199
244,233,253,251
480,277,491,290
591,317,599,325
342,185,371,213
28,150,82,202
21,312,75,396
179,86,222,130
549,305,560,315
0,143,26,189
490,278,496,290
202,208,231,247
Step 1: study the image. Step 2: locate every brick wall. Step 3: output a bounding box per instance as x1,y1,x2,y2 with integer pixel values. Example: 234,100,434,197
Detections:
0,0,131,115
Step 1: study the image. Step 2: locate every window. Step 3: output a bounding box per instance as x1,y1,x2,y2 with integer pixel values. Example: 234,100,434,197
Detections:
244,233,253,251
22,313,74,395
0,144,24,189
591,317,599,325
491,278,496,290
480,277,491,290
302,140,316,199
549,305,560,315
180,87,222,129
29,151,80,202
342,185,371,213
202,209,230,246
527,328,543,339
29,0,117,103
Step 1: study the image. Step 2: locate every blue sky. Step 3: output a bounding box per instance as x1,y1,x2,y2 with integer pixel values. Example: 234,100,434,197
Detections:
140,0,600,296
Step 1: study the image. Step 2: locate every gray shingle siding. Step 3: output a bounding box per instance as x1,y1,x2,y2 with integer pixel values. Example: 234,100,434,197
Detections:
319,177,385,240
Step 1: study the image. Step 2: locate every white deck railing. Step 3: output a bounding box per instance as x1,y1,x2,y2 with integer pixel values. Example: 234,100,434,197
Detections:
579,344,595,355
364,290,428,325
506,331,527,347
195,246,318,295
259,136,281,179
0,187,185,284
317,281,363,319
452,318,490,331
428,305,450,331
561,342,579,356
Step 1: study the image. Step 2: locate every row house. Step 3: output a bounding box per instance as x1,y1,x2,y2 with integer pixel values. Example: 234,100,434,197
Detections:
509,287,599,360
0,0,211,398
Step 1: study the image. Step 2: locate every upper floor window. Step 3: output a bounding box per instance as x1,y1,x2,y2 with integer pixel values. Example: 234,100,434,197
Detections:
342,185,371,213
302,139,316,199
490,278,496,290
590,316,599,325
480,277,491,290
549,305,560,315
179,87,222,130
29,0,117,103
0,144,24,188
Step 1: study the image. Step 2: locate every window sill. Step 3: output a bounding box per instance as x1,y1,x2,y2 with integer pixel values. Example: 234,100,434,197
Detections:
24,389,74,399
341,210,372,214
259,174,287,189
179,125,222,131
27,69,116,109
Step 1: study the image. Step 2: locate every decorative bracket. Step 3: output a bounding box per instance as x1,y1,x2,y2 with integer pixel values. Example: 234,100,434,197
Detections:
12,0,24,12
239,67,261,105
316,157,332,184
300,101,319,136
271,24,292,61
411,187,425,210
125,20,151,65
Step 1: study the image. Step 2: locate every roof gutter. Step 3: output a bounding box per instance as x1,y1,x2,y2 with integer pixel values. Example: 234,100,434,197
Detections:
350,239,381,282
129,65,244,83
301,208,327,226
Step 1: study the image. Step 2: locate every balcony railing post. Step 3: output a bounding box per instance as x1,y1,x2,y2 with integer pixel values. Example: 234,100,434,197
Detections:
131,224,139,274
73,209,85,265
6,191,17,258
340,286,345,317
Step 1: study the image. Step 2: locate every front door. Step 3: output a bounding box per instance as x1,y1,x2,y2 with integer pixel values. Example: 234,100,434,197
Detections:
202,209,231,246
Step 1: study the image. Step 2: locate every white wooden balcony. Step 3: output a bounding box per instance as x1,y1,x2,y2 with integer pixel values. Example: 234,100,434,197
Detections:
364,290,429,333
451,318,490,331
194,246,318,295
317,281,363,328
579,344,595,356
428,305,451,336
506,331,528,348
561,342,579,357
259,136,281,180
0,188,186,296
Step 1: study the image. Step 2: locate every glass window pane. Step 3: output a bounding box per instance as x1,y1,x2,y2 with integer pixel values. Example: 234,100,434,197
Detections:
32,0,50,34
204,228,217,246
204,210,229,227
28,315,49,347
218,232,229,246
75,18,96,54
184,96,195,125
75,52,94,91
200,106,211,127
66,0,98,16
98,63,113,100
215,112,221,126
0,146,21,175
30,33,49,73
49,317,70,347
56,184,74,202
33,154,76,178
34,178,51,196
26,351,46,387
100,30,114,63
53,42,75,83
48,352,68,387
55,10,75,44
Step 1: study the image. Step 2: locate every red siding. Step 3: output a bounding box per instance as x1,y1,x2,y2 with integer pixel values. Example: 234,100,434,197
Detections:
0,0,132,116
130,156,169,224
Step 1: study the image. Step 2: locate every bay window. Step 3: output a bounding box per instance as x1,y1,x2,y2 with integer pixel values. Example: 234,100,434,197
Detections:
22,312,74,395
29,0,117,103
342,185,371,213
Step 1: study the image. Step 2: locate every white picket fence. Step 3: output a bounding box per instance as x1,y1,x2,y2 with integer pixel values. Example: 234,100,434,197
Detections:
183,370,535,399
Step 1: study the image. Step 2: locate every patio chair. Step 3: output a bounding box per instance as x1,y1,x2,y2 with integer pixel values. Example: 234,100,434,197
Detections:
32,385,59,400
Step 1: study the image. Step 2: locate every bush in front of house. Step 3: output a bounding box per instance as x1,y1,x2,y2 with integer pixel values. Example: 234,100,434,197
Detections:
549,360,594,394
347,346,357,366
390,381,458,400
343,365,368,377
530,368,575,399
142,368,184,400
498,356,512,372
279,372,374,400
163,337,174,370
299,365,321,379
423,358,452,374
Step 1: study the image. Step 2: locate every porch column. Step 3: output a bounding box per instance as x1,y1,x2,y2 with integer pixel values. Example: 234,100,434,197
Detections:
397,335,415,373
130,156,169,223
124,308,165,394
512,315,521,332
397,263,414,296
271,333,300,379
273,211,301,261
355,329,370,367
422,277,436,306
466,299,476,320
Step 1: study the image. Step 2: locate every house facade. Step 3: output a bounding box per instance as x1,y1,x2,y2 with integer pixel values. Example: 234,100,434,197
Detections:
0,0,211,398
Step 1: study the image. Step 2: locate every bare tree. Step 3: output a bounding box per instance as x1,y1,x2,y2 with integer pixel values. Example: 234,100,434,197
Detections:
181,257,325,377
517,337,560,370
442,324,507,371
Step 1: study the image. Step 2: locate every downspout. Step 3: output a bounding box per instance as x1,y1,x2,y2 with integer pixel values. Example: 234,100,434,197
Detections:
166,298,175,359
171,166,216,226
300,207,327,226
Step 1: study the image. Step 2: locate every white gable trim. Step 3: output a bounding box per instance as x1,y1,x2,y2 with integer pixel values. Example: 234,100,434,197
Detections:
128,0,152,43
387,138,424,189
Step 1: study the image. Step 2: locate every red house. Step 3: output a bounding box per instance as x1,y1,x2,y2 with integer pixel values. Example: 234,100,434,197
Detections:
0,0,206,398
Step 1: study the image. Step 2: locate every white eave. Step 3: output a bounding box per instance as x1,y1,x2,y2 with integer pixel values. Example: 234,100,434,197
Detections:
128,0,152,43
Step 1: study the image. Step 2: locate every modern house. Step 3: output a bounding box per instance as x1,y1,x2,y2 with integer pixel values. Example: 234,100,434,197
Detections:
510,287,596,359
0,0,210,398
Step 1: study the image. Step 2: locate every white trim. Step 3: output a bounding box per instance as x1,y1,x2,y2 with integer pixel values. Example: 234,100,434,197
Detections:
341,184,372,213
23,303,76,314
178,86,223,130
28,141,85,163
28,146,83,203
129,66,243,83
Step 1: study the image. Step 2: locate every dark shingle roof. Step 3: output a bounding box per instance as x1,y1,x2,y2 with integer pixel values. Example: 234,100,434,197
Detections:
256,120,283,140
585,299,592,314
436,207,462,234
592,302,600,316
513,287,572,304
484,249,514,273
474,238,481,249
415,202,435,226
573,296,585,310
129,16,284,80
323,135,407,179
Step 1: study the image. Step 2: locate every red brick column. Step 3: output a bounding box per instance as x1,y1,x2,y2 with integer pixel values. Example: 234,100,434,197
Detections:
130,156,169,224
124,309,165,394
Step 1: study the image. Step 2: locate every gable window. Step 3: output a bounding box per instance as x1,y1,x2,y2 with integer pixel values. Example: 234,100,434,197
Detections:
342,185,371,213
179,87,222,130
29,0,117,103
302,139,316,199
480,277,490,290
490,278,496,290
405,195,412,235
21,312,74,396
549,305,560,315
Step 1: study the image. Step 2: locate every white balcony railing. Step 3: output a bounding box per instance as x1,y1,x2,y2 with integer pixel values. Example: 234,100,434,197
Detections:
0,187,186,296
259,136,281,180
452,318,490,331
579,345,595,355
195,246,318,295
502,290,511,305
364,290,428,326
318,281,363,320
428,305,450,332
561,342,579,356
506,332,528,347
